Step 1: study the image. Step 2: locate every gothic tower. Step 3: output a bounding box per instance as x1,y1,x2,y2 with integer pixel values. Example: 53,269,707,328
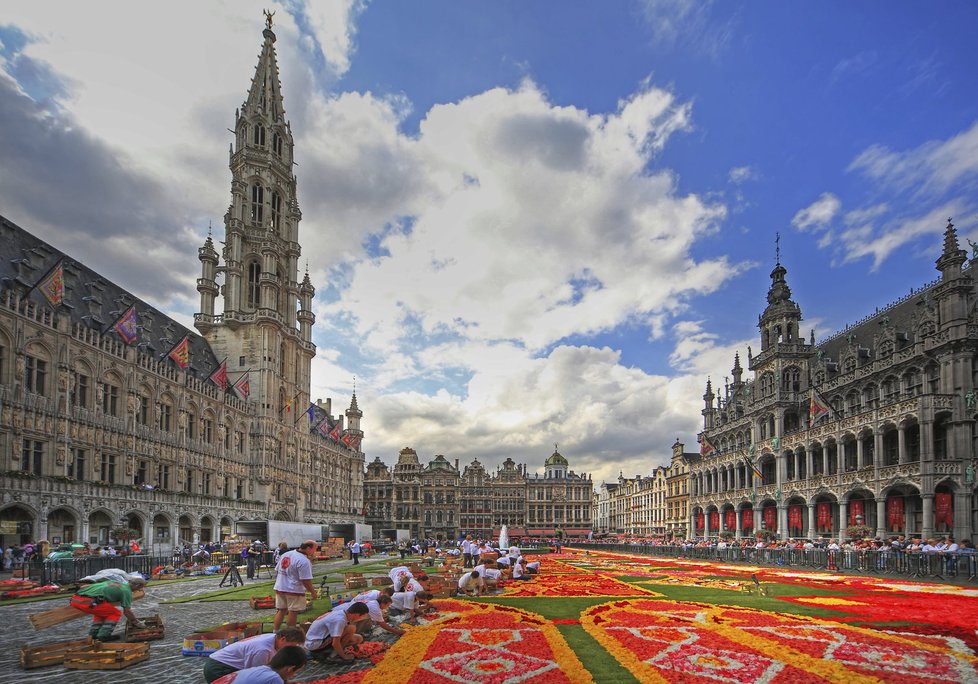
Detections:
195,17,316,418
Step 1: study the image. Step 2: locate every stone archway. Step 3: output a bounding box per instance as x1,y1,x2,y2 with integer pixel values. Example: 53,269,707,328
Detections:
88,510,114,546
0,504,36,547
47,508,79,545
178,515,195,546
220,516,233,541
199,516,215,544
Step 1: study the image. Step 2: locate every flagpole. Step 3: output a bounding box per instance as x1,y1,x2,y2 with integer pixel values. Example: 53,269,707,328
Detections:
25,259,63,297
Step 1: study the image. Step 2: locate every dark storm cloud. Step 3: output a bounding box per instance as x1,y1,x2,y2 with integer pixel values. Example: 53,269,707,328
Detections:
0,72,202,306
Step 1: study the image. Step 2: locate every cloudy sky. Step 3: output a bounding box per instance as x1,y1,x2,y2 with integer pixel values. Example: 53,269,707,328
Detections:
3,1,977,484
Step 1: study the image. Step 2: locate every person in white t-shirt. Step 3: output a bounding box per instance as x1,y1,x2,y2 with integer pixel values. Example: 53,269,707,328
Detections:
525,560,540,574
457,570,484,596
390,590,432,618
272,540,318,631
203,627,306,683
211,645,307,684
305,602,370,661
388,566,413,591
352,594,405,635
512,559,531,581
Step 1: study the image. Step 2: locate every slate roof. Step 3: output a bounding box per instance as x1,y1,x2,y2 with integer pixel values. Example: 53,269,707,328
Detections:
0,212,220,380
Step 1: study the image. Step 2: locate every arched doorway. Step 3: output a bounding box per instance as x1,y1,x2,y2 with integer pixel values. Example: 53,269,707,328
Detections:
199,516,215,544
88,510,113,546
178,515,195,547
785,496,806,539
152,513,172,554
739,504,754,537
812,494,838,539
220,516,233,542
0,504,35,547
47,508,78,545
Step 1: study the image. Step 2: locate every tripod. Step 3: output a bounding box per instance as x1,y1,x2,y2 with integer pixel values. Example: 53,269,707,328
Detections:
220,563,244,588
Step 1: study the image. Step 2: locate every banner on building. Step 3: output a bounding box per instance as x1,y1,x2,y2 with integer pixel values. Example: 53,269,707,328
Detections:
113,306,140,345
741,509,753,530
817,501,831,531
887,495,904,531
167,336,190,368
37,261,65,306
725,510,736,530
789,504,803,531
849,498,865,526
700,435,716,458
209,358,229,391
695,513,704,530
709,510,719,531
935,492,953,527
232,372,251,400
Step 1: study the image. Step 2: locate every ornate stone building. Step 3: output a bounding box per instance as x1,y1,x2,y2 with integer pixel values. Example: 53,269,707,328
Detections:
363,446,593,540
0,19,364,552
690,222,977,543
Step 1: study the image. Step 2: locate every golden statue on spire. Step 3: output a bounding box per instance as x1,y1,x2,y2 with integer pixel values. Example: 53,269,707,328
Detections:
264,9,275,30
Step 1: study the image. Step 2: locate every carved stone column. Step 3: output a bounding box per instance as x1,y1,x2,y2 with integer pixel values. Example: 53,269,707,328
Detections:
921,493,934,540
838,500,848,543
875,497,886,539
898,425,907,464
807,502,816,540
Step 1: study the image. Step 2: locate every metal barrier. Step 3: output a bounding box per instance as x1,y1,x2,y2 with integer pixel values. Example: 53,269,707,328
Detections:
34,554,172,585
573,544,978,583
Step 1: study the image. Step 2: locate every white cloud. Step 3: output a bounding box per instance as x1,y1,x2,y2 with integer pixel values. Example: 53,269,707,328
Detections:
847,120,978,198
791,192,841,232
728,166,754,184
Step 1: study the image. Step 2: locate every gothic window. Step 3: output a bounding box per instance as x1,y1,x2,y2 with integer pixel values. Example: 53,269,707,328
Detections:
904,368,922,396
159,399,173,432
781,366,800,392
253,123,265,147
69,448,87,480
250,185,264,224
918,320,936,337
279,342,286,375
24,354,47,395
881,375,900,403
270,191,282,232
813,371,825,386
186,409,197,440
202,417,214,444
843,357,857,373
73,371,90,408
99,452,117,483
247,261,261,308
101,380,120,416
20,439,43,475
926,363,940,393
862,383,878,410
272,132,282,157
878,340,894,358
846,391,861,415
760,372,775,397
137,395,150,426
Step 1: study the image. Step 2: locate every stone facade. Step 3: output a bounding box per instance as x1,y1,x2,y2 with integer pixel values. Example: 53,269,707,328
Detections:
0,20,365,553
690,222,978,544
363,446,593,540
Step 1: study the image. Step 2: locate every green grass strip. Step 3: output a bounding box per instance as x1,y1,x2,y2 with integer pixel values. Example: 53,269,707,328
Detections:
558,624,639,684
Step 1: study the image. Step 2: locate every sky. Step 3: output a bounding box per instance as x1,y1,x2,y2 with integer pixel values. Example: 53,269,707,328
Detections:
2,1,978,485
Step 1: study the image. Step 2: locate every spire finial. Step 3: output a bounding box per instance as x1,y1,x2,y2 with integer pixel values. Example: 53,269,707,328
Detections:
264,8,275,30
207,220,212,238
775,231,781,265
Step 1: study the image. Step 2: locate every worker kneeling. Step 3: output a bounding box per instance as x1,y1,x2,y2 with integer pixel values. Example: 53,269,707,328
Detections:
69,578,146,641
305,601,371,661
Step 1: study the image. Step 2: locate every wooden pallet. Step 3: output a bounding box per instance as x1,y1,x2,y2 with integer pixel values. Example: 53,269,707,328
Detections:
64,642,149,670
28,589,145,631
249,596,275,609
20,637,94,670
344,577,368,590
125,614,164,641
370,576,393,586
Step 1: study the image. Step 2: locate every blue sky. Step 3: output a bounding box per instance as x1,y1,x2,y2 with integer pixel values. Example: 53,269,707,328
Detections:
2,1,977,483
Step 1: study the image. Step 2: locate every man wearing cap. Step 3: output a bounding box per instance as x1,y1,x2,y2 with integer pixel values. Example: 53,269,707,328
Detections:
272,540,318,631
69,578,146,641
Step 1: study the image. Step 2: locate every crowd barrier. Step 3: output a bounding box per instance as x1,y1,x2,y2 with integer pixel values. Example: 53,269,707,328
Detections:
573,543,978,582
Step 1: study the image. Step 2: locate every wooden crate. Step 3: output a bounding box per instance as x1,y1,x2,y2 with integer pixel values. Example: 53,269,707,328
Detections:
125,614,164,641
370,576,393,586
20,637,94,670
64,642,150,670
430,584,456,598
250,596,275,609
344,577,367,590
152,573,178,581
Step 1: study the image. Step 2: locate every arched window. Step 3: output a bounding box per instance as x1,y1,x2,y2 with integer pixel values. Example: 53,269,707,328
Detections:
250,185,264,224
247,262,261,309
253,124,265,147
781,366,800,392
272,132,283,157
270,191,282,232
878,340,894,358
760,372,775,397
844,357,857,373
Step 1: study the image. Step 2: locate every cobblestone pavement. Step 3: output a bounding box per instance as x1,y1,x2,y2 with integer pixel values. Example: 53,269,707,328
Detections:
0,557,394,684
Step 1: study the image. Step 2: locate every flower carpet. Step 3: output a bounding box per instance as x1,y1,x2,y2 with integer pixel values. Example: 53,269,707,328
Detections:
303,549,978,683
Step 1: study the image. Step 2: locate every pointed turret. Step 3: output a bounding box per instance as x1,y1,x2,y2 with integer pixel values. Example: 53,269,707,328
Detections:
702,378,715,430
197,230,219,319
936,218,967,280
345,390,363,448
731,352,743,386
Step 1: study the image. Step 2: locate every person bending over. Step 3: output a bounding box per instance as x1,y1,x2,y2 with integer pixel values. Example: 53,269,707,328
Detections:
212,645,308,684
305,601,370,661
203,627,306,683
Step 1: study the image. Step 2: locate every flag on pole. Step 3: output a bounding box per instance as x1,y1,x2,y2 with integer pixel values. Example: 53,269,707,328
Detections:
810,388,833,424
305,403,317,425
745,455,762,480
167,336,190,368
699,434,716,458
328,422,342,442
114,306,140,345
342,432,362,450
37,261,65,306
316,417,332,437
208,358,229,391
232,372,251,400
